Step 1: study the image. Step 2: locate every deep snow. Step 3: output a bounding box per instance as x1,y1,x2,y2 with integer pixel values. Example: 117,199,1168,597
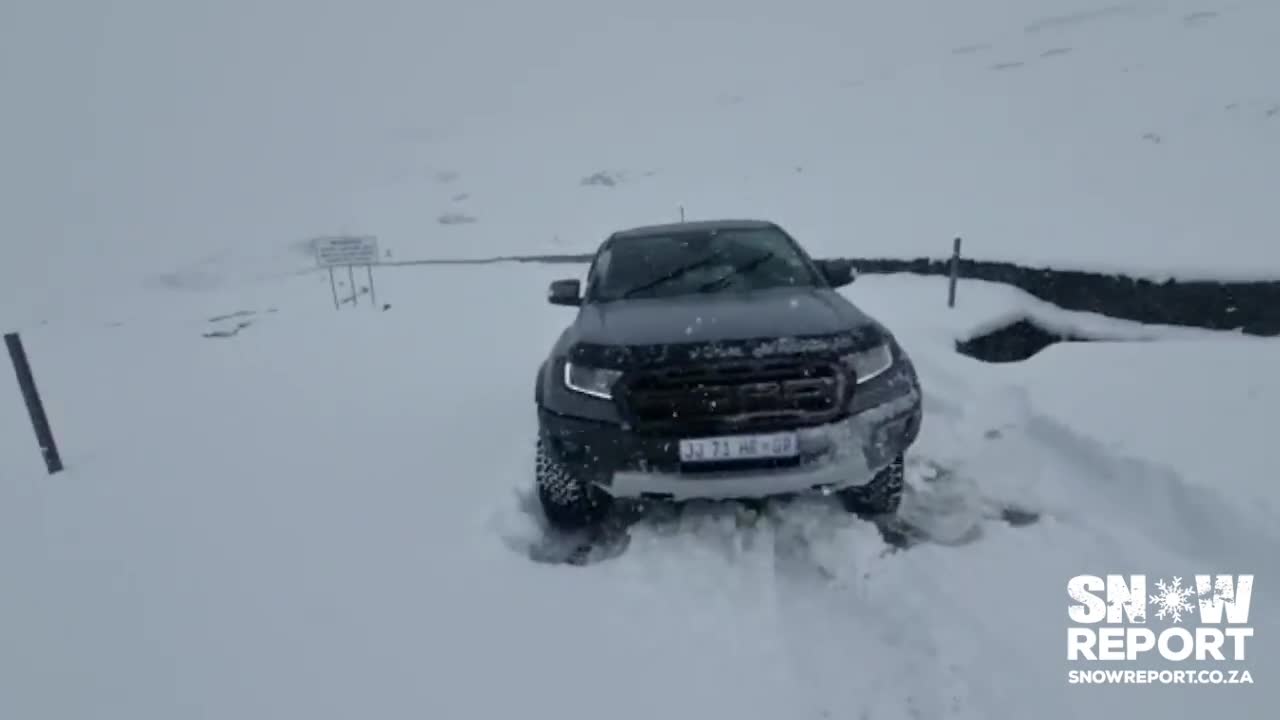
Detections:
3,265,1278,719
4,0,1280,717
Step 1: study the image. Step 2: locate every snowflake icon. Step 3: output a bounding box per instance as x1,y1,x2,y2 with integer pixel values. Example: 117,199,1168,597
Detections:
1150,576,1196,623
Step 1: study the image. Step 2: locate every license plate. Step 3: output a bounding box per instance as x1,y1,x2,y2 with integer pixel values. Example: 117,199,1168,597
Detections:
678,431,799,463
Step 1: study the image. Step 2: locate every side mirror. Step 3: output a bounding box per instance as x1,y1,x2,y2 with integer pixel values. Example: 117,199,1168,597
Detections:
548,278,582,306
816,258,857,288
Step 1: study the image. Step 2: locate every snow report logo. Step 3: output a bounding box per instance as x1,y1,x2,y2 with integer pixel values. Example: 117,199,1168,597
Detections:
1067,574,1255,685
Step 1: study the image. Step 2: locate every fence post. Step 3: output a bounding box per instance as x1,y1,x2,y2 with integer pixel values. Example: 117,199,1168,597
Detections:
5,332,64,474
948,237,962,308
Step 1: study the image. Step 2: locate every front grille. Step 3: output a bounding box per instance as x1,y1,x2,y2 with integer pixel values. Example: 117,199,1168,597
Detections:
618,356,848,434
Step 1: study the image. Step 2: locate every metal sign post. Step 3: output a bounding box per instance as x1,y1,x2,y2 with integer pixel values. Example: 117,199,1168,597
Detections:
328,268,340,309
313,235,381,309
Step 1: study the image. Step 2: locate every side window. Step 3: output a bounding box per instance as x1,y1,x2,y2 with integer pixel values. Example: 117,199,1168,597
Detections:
585,245,612,300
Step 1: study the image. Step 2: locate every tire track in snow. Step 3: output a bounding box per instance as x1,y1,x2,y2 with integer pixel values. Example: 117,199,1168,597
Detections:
905,384,1280,714
1022,410,1280,563
764,501,978,720
1015,409,1280,695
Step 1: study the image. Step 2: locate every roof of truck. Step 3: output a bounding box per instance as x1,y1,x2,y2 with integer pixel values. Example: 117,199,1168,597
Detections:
608,218,777,240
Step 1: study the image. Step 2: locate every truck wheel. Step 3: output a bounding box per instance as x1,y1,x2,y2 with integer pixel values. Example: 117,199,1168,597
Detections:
535,438,612,531
838,453,904,518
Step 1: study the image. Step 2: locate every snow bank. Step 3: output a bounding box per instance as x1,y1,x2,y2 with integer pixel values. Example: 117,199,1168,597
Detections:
844,273,1233,345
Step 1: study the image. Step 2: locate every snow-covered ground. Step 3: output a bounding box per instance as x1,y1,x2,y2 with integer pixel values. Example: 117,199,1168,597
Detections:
4,0,1280,717
3,265,1278,719
4,0,1280,332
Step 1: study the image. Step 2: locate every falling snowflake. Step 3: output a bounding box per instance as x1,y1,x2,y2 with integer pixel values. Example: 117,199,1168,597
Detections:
1150,576,1196,623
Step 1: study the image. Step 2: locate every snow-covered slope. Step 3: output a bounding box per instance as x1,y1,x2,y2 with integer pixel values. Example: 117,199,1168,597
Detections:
4,0,1280,718
4,0,1280,331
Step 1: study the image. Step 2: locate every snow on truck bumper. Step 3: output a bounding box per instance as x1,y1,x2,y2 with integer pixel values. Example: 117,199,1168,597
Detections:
537,389,921,501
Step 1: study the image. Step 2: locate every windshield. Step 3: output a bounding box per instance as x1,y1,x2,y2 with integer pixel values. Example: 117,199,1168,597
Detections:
586,226,821,302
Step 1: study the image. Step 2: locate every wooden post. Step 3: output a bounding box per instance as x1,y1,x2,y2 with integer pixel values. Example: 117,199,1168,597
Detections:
5,332,63,474
948,237,962,308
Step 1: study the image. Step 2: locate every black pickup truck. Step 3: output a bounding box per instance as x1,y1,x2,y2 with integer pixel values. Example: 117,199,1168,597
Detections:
533,219,923,530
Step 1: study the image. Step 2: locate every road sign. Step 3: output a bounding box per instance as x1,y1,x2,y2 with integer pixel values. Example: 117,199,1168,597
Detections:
315,235,380,268
312,235,381,309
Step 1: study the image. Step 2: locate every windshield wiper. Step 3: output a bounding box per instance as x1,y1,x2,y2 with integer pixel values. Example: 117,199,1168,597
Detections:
620,251,728,299
695,251,776,293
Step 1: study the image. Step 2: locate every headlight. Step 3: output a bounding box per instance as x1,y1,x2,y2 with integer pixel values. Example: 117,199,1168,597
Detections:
841,342,893,384
563,361,623,399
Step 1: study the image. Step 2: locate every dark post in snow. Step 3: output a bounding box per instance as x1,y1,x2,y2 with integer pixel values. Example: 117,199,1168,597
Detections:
5,332,64,474
948,236,962,308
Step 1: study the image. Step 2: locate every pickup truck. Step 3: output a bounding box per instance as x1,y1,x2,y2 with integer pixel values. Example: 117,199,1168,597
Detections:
533,219,923,530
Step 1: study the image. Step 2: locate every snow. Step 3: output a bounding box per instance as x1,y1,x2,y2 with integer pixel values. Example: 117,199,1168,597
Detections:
4,0,1280,717
4,0,1280,331
865,273,1242,344
1005,335,1280,518
4,264,1279,719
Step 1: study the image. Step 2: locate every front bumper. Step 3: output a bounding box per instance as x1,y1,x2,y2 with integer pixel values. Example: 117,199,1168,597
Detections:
538,388,921,501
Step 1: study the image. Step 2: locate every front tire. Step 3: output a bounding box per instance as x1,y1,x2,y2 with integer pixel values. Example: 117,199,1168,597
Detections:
837,453,904,518
535,438,612,531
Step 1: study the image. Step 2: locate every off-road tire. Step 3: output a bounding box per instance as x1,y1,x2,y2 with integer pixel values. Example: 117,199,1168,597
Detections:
535,438,613,531
838,453,904,518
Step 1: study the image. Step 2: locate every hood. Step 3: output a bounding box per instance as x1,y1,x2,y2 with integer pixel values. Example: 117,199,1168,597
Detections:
569,287,879,348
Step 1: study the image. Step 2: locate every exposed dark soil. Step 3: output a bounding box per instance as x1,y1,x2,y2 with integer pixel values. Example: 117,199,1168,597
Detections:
954,317,1104,362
